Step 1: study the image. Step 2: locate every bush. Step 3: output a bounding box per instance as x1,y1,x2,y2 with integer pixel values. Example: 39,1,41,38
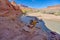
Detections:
54,12,60,16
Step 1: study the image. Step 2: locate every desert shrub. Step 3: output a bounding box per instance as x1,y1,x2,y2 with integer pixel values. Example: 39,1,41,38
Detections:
54,12,60,16
22,9,27,15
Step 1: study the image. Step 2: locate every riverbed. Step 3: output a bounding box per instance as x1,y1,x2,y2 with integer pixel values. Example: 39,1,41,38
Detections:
43,19,60,34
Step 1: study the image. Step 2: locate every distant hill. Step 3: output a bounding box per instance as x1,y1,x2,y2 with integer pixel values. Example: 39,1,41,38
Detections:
11,1,60,15
11,1,38,13
40,5,60,15
41,5,60,11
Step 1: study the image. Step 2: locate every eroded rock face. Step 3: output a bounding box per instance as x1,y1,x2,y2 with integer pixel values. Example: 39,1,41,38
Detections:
0,17,60,40
0,17,48,40
0,0,22,18
0,0,60,40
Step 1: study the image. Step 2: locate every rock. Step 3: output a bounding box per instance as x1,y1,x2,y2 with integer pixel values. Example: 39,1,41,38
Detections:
0,0,22,18
0,0,60,40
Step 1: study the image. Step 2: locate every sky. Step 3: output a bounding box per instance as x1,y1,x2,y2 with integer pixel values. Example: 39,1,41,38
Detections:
9,0,60,9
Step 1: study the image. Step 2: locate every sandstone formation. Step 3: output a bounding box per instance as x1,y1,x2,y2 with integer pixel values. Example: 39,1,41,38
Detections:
11,1,38,13
0,0,60,40
0,0,22,19
41,5,60,11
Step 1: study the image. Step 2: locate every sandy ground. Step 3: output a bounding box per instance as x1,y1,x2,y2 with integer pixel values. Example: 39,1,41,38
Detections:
27,13,60,21
26,13,60,34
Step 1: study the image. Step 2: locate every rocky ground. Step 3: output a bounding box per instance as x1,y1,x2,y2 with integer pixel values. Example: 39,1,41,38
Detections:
0,0,60,40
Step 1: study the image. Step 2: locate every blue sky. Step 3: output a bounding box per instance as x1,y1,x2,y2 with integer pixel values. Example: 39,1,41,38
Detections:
9,0,60,9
